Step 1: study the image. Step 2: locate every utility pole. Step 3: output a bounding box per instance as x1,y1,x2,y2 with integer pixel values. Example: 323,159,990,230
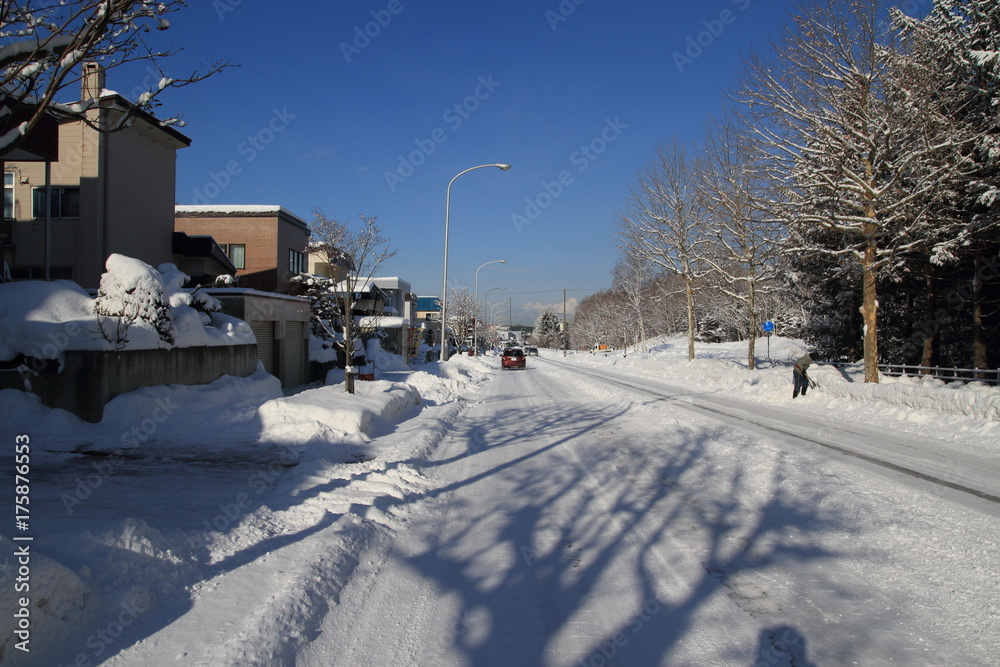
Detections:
563,288,567,356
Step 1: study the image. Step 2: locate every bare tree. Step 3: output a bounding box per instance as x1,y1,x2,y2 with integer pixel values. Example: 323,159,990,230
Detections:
738,0,967,382
618,139,710,360
307,211,396,394
612,252,652,354
1,1,230,151
698,114,785,369
447,287,479,351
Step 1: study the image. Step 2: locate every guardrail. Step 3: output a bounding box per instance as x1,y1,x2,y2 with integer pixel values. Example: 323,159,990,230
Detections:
828,362,1000,385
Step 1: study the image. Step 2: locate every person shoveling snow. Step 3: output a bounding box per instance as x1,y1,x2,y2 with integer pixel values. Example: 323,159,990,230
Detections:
792,352,817,399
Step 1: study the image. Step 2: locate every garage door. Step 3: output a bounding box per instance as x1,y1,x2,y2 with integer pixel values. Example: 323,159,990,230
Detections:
284,321,306,387
250,321,274,376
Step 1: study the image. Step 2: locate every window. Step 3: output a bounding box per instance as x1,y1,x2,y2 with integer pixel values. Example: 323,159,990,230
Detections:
32,186,81,219
10,266,73,280
289,249,305,275
4,173,13,219
224,243,246,270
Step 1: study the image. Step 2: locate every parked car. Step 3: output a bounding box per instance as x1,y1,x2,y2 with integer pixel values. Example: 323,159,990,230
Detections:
524,346,539,356
501,348,526,370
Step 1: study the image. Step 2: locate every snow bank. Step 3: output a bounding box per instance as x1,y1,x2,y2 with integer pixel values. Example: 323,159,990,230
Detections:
0,255,254,364
576,336,1000,422
0,349,498,667
0,279,109,360
256,381,421,445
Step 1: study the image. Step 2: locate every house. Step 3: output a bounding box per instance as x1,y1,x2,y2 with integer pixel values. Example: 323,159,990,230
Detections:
307,241,352,284
342,277,418,359
415,295,446,348
416,296,441,322
174,205,311,293
0,63,227,287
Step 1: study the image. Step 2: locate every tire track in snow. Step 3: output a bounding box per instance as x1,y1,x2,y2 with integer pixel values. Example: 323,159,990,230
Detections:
545,358,1000,506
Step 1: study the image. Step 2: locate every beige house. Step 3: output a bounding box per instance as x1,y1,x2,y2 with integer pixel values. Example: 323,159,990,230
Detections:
174,205,311,293
2,63,197,288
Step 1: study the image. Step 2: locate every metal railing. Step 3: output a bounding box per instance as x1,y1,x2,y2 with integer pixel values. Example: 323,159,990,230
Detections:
878,364,1000,385
828,362,1000,385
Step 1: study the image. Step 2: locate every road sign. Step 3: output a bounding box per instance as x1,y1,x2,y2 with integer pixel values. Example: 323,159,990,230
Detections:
762,320,775,333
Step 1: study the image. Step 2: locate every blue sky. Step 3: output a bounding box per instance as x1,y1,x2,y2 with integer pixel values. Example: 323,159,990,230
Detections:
135,0,800,325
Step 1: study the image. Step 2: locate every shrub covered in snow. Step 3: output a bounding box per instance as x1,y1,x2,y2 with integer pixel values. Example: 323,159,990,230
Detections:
94,254,175,349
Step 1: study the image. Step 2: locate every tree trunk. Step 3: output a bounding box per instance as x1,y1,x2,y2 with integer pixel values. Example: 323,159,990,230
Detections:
747,280,757,371
685,276,696,361
861,235,880,383
344,290,356,394
972,253,988,379
920,264,938,370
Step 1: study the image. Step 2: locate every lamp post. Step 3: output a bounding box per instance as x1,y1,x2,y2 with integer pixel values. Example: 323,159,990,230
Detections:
483,286,506,352
474,260,506,355
440,163,511,362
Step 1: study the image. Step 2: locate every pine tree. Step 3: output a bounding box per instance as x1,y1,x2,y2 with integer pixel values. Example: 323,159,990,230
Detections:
532,310,563,349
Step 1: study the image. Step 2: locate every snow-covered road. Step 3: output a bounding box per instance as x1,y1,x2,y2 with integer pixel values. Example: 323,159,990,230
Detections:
297,357,998,666
8,349,996,666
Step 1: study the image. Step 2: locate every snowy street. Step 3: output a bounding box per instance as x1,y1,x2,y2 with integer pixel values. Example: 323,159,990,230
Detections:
3,346,998,666
296,356,999,666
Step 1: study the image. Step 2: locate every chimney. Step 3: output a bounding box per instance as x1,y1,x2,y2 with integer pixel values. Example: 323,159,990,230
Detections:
81,62,105,101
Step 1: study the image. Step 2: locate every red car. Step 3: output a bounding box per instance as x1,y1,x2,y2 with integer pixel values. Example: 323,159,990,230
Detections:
501,348,526,370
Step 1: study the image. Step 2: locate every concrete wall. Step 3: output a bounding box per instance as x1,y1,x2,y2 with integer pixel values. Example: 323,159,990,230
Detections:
1,344,258,423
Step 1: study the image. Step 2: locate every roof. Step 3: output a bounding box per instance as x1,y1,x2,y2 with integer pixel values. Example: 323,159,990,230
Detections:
175,205,310,232
171,232,236,274
72,91,192,147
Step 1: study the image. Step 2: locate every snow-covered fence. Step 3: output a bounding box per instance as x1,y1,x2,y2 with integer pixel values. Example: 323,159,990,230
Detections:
877,364,1000,386
1,345,258,423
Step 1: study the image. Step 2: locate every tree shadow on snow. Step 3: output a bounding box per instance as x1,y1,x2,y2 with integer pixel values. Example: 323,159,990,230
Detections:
380,396,854,666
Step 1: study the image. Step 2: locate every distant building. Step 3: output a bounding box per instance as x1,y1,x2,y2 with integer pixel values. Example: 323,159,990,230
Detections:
174,205,311,293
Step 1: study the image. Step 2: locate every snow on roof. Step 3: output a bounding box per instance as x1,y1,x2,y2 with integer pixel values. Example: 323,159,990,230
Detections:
175,205,310,230
357,316,409,329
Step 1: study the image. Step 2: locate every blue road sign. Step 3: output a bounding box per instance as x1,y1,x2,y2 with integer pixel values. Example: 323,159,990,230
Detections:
762,320,775,333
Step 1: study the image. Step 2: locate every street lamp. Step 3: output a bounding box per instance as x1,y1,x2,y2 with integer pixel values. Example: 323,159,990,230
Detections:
440,163,511,362
491,303,506,346
483,286,506,352
474,259,506,355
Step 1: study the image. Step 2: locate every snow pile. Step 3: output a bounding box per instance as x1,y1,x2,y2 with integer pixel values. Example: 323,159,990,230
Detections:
573,336,1000,422
0,350,497,667
0,254,254,364
255,380,422,450
0,279,108,361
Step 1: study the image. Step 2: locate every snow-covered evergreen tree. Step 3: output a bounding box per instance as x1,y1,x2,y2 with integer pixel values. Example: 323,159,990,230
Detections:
891,0,1000,372
532,310,563,349
93,254,174,350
